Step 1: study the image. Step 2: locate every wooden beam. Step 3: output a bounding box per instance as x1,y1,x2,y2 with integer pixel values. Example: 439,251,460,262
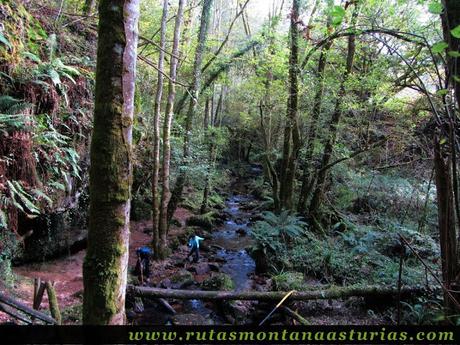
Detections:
0,293,57,324
0,303,32,324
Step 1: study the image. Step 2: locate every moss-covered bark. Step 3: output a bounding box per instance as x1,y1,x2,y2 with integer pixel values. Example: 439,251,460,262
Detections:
83,0,139,325
279,0,301,211
45,281,61,325
157,0,186,260
152,0,168,258
168,0,213,223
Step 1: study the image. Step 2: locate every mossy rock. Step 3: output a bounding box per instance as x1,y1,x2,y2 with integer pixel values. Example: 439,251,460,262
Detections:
170,270,194,288
202,273,235,291
272,272,305,291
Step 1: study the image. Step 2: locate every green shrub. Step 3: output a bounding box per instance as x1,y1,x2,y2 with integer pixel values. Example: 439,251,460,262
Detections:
272,271,305,291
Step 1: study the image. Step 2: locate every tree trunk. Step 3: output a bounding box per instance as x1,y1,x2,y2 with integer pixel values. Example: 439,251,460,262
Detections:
152,0,169,259
201,133,217,214
168,0,213,223
129,285,423,301
157,0,186,260
83,0,96,15
441,0,460,110
297,42,332,213
203,97,211,129
309,4,359,217
83,0,140,325
279,0,301,211
434,138,459,315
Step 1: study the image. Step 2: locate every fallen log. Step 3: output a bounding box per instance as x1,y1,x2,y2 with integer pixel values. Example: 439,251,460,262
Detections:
128,285,423,302
0,303,32,324
0,293,57,324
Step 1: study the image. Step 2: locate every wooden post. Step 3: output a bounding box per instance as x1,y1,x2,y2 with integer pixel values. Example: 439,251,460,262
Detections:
33,279,46,310
45,282,62,325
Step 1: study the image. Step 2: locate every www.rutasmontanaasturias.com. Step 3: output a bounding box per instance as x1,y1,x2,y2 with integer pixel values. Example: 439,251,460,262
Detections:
128,328,455,343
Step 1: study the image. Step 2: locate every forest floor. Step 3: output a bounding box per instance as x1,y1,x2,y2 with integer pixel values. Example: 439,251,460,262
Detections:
2,173,387,325
1,208,192,324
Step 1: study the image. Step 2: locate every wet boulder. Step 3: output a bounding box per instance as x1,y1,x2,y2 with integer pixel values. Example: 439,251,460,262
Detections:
170,270,195,289
222,300,253,324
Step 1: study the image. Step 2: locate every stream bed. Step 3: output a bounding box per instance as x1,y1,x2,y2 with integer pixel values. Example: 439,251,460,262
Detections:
134,194,257,325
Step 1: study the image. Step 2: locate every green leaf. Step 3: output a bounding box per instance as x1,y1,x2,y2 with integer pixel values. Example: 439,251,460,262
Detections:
453,75,460,83
330,6,346,26
47,69,61,85
432,41,448,53
451,25,460,39
448,50,460,58
12,181,40,214
428,1,443,14
440,137,448,145
436,89,449,96
22,51,42,63
0,32,12,50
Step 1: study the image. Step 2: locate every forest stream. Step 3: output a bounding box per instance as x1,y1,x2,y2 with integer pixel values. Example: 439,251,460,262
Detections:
133,192,258,325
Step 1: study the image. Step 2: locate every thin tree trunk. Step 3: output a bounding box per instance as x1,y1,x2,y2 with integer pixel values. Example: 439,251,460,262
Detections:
434,139,459,315
157,0,186,260
152,0,169,259
213,85,224,126
297,42,332,213
83,0,139,325
203,97,211,129
309,3,359,217
200,135,217,214
279,0,301,211
441,0,460,110
83,0,96,15
168,0,213,223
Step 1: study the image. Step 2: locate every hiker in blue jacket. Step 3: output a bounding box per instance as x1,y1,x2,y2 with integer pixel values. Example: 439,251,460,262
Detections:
187,234,204,263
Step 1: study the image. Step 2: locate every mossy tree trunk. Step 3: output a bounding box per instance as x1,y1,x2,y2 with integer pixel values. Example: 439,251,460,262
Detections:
297,41,332,213
438,0,460,316
168,0,213,223
157,0,186,260
152,0,168,259
279,0,301,211
309,3,359,218
83,0,140,325
434,140,459,316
